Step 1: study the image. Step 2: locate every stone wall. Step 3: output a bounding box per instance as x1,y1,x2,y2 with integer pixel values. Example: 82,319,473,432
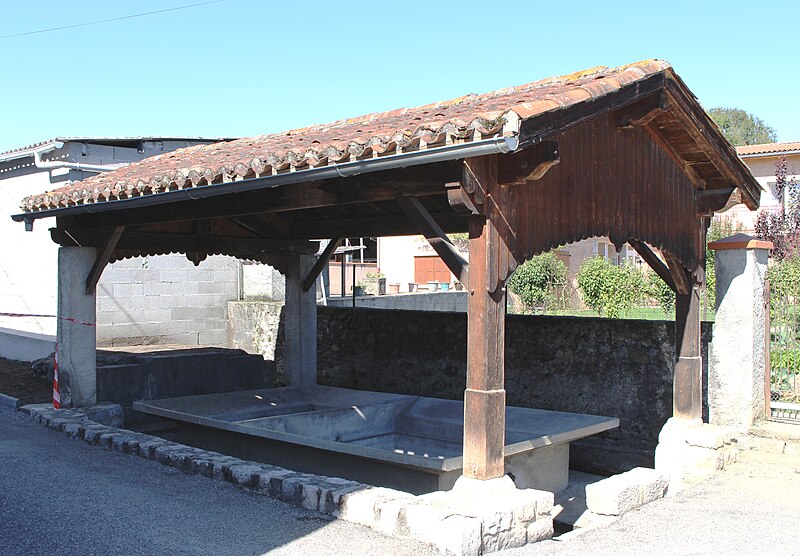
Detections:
229,303,712,473
96,255,240,347
326,291,468,312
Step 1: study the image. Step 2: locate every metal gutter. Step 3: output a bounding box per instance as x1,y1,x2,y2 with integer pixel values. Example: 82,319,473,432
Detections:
32,143,122,174
12,135,518,227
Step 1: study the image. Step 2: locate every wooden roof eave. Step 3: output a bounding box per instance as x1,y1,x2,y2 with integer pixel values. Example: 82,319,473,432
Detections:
660,73,761,210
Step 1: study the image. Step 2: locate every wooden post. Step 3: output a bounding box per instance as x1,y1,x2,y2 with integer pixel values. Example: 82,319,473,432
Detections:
464,214,506,480
673,219,706,420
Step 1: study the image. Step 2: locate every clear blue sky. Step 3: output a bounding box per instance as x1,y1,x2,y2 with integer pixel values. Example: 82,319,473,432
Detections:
1,0,798,153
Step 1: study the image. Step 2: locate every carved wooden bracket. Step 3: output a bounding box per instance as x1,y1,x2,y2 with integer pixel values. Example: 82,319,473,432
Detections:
696,188,740,216
616,92,667,129
497,141,559,185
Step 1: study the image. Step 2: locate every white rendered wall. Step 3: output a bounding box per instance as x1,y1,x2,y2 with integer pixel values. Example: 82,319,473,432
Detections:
0,171,60,335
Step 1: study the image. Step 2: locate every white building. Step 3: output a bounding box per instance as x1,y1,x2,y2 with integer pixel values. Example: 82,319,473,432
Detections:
0,137,244,357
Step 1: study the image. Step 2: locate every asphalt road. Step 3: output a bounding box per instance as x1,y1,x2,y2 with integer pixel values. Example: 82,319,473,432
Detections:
0,406,440,556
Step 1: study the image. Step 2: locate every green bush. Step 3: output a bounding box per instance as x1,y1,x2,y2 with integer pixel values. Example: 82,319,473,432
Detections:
646,271,676,316
508,252,568,314
576,257,646,318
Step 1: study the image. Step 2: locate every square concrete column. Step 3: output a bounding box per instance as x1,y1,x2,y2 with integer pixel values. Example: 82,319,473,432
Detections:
57,246,97,407
708,234,772,431
284,253,317,386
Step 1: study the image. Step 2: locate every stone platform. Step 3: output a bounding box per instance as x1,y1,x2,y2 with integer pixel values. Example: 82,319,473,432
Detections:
134,385,618,494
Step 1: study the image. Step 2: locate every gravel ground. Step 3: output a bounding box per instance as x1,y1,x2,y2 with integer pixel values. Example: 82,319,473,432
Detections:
502,449,800,556
0,357,49,405
0,405,441,556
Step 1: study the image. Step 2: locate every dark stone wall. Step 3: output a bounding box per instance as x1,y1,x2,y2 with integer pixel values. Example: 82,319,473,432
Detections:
277,307,712,474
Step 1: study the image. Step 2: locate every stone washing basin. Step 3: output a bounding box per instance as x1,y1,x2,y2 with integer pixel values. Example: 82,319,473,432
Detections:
134,385,618,494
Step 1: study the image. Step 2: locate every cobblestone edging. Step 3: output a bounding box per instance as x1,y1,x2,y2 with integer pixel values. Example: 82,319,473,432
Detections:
23,405,554,556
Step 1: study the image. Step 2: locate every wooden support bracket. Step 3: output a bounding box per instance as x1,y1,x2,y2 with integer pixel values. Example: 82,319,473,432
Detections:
665,253,691,296
397,196,469,287
302,238,342,292
85,225,124,295
628,239,676,292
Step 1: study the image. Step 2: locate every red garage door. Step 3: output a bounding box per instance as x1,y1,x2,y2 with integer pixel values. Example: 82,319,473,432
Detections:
414,256,452,284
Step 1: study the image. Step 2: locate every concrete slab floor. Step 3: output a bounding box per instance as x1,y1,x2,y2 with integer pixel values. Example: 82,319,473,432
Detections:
499,449,800,555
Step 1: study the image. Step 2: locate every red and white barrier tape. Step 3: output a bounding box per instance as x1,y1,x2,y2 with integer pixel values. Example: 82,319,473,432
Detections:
0,312,95,327
53,346,60,409
1,313,93,408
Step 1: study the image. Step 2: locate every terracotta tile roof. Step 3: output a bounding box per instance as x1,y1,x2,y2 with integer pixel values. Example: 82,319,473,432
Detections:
737,142,800,157
20,60,671,213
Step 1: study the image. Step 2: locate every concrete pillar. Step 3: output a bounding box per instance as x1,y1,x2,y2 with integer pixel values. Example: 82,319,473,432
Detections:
284,253,317,386
708,234,772,431
57,246,97,407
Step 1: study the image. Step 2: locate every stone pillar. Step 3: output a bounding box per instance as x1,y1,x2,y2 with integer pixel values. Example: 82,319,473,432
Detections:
284,253,317,386
708,233,772,431
57,246,97,407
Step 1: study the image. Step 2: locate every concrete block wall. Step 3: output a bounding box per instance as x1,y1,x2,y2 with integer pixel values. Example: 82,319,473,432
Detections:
96,254,240,347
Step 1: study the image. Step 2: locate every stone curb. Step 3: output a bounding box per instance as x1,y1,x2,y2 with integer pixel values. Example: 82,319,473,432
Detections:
22,404,556,555
0,392,22,410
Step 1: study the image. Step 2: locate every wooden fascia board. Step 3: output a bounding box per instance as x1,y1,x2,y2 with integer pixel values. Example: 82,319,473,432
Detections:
517,72,667,147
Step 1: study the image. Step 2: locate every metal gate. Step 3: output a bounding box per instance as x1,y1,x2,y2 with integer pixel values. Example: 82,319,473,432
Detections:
768,279,800,422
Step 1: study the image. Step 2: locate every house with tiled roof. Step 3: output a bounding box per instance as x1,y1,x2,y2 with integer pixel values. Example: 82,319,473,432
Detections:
724,142,800,233
0,136,239,358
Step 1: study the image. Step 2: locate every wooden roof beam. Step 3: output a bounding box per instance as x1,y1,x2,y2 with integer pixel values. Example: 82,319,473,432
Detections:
629,239,676,293
665,252,691,295
303,238,342,292
397,196,469,288
85,225,124,295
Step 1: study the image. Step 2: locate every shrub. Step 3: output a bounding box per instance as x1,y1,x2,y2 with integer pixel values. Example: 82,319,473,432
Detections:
577,257,646,318
646,271,676,316
508,252,568,314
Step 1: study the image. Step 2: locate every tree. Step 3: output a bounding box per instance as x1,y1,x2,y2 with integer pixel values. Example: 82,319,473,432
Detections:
708,107,777,147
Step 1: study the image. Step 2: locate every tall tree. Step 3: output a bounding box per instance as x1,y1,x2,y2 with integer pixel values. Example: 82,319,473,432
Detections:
708,107,777,146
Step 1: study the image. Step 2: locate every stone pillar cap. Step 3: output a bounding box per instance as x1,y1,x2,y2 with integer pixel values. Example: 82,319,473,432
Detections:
708,233,773,251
